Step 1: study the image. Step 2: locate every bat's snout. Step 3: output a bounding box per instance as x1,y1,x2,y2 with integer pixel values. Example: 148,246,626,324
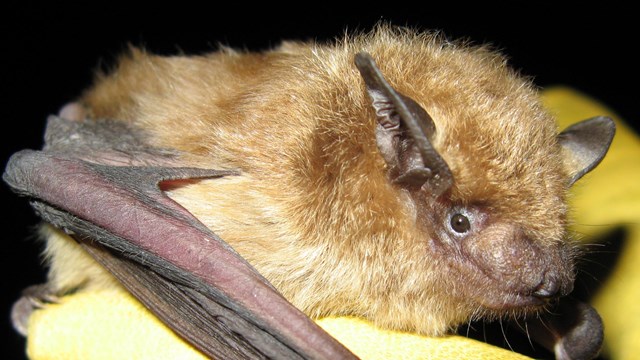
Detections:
460,224,575,309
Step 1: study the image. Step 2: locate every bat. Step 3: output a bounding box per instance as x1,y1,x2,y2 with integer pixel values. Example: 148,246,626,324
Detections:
5,25,615,359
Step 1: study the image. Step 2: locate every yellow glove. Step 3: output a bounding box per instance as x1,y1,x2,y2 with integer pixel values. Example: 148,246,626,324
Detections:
27,288,530,360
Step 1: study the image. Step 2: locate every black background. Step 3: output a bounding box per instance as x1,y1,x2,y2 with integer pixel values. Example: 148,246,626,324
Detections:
1,3,636,359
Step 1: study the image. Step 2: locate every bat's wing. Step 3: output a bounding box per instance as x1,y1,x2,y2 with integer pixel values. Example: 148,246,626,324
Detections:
4,115,356,360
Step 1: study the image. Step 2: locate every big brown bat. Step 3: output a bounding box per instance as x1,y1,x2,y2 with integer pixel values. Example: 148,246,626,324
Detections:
5,25,615,359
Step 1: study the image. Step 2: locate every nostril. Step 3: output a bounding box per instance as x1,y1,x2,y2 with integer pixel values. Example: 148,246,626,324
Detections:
532,277,560,299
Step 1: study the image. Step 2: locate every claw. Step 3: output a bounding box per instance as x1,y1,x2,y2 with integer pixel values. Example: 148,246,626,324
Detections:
11,284,60,336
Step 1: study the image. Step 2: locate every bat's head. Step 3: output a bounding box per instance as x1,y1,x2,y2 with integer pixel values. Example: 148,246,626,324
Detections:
351,49,614,330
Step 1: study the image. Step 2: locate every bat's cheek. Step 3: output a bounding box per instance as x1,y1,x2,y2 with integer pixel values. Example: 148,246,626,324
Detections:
458,225,575,310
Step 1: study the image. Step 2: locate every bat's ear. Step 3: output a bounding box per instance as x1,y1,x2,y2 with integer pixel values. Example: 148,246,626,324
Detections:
558,116,615,185
355,52,453,197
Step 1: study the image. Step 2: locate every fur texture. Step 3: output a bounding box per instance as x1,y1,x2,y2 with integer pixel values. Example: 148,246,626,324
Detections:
45,25,576,335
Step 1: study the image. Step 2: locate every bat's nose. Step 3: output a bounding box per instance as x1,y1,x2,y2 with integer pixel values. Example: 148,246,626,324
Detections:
532,271,573,299
532,279,558,298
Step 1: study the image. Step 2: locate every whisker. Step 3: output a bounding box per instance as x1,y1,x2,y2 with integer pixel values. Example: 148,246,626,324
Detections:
499,318,514,352
482,321,487,344
464,306,482,337
535,311,553,335
523,320,534,350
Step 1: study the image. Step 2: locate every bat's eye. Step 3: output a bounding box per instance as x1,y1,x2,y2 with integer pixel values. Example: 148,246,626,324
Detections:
450,213,470,233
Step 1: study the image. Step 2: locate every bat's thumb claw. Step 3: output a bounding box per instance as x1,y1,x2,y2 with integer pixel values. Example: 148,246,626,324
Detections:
58,102,87,122
11,283,58,336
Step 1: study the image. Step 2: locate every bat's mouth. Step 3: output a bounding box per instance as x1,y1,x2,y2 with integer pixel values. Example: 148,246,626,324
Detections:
477,289,549,310
465,264,574,313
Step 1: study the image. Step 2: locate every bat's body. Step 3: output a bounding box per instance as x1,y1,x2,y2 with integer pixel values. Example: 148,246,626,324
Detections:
7,26,614,359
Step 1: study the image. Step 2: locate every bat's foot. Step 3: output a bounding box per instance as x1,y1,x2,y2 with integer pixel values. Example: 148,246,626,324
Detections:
11,284,60,336
525,298,603,360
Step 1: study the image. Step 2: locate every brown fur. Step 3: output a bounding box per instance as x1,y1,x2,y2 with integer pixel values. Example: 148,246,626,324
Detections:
46,25,576,335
